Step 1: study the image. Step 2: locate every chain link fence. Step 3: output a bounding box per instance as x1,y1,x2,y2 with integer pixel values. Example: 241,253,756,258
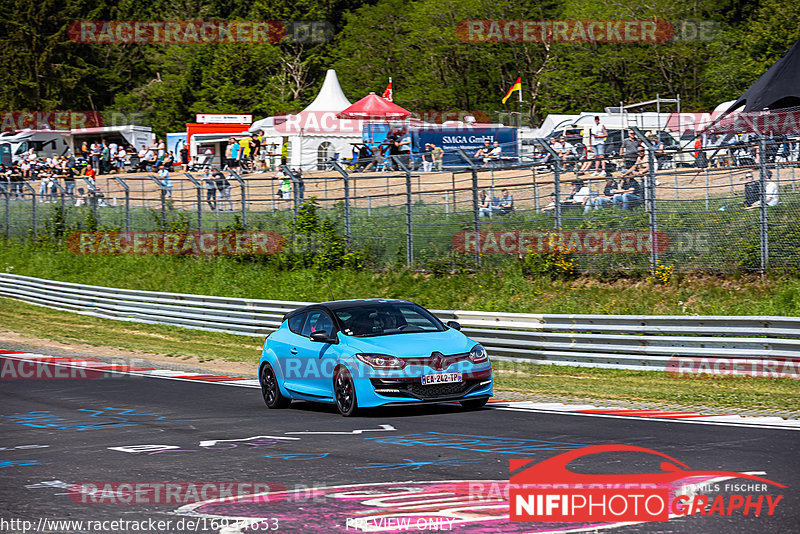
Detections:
2,129,798,273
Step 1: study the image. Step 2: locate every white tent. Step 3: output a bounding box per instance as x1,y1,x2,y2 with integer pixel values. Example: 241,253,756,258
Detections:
249,69,364,170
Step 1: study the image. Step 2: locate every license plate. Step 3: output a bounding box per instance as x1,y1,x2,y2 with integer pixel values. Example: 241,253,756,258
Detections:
421,373,462,385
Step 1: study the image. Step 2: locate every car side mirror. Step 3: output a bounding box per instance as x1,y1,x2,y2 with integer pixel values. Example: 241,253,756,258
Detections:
446,321,461,331
310,330,337,344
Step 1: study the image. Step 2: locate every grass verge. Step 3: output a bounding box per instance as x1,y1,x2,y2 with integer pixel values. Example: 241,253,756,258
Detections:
2,297,798,413
0,297,262,365
2,242,800,315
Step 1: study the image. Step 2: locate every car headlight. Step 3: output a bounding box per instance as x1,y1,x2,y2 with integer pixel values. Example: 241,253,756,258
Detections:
469,344,488,363
356,353,407,370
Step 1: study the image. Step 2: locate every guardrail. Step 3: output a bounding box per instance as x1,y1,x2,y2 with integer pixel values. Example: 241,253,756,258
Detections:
1,273,798,371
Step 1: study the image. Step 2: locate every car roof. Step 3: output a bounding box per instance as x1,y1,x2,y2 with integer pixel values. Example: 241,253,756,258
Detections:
283,299,412,320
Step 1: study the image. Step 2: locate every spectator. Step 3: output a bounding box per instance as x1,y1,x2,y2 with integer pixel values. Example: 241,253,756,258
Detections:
80,141,89,158
137,145,148,171
621,147,649,177
75,187,87,207
64,165,76,198
157,164,172,198
226,138,241,172
474,139,491,163
90,142,101,173
157,139,166,160
94,186,107,207
485,140,502,167
495,188,514,214
478,189,492,217
620,130,639,171
744,171,779,210
204,168,218,210
217,170,233,210
422,143,433,172
430,143,443,171
578,144,595,174
590,116,607,176
101,141,111,174
116,147,127,172
180,146,190,172
249,133,261,165
541,180,589,213
108,141,118,164
613,175,642,209
585,176,618,214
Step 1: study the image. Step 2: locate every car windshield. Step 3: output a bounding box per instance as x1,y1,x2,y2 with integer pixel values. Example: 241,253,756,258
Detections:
334,302,445,337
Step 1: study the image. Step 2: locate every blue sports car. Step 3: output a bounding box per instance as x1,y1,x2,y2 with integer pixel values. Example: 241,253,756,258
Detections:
258,299,493,416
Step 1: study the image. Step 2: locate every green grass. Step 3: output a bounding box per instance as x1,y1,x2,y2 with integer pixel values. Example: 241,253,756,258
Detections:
1,241,800,315
493,360,800,412
2,297,797,412
0,297,262,364
3,185,799,270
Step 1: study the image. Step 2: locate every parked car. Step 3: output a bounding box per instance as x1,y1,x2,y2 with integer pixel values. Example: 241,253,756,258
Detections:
258,299,493,416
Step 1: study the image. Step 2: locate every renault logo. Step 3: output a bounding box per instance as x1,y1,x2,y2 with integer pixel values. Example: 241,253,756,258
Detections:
431,352,445,371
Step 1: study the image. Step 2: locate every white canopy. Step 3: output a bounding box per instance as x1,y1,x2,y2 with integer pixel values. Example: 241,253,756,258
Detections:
249,69,364,170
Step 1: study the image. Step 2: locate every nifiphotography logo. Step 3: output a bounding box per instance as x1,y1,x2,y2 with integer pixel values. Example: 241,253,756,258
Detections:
509,444,785,523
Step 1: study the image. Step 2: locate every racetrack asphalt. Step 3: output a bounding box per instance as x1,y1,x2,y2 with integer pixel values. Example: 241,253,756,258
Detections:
1,355,798,534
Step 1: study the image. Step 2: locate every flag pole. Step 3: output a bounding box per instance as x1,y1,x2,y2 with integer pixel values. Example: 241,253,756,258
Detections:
517,74,523,127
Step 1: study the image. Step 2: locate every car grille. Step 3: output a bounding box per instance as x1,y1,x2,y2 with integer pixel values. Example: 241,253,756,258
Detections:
371,370,490,401
406,382,468,399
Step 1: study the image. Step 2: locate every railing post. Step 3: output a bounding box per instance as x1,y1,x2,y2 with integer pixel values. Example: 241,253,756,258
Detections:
280,164,299,224
183,173,203,232
227,169,247,227
21,181,37,240
147,174,167,228
758,136,769,278
3,187,9,240
82,177,98,224
536,139,561,229
110,176,130,232
330,161,351,247
390,155,414,266
454,148,481,267
632,127,659,269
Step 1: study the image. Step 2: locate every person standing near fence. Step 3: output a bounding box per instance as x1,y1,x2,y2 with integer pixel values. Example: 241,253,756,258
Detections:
203,168,217,210
422,144,433,172
620,130,639,171
590,116,607,176
157,164,172,199
430,143,443,171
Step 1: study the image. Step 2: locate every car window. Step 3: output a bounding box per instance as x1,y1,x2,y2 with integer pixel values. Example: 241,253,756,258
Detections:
287,312,306,334
301,311,334,337
335,302,445,337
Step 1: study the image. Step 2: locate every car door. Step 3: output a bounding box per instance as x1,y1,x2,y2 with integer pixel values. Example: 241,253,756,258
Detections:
284,310,337,397
273,312,305,384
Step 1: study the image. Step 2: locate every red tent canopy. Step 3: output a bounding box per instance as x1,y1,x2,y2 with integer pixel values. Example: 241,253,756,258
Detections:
337,92,412,119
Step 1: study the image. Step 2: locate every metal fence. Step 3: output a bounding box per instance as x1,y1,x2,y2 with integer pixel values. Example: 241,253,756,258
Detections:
2,130,799,272
2,273,798,371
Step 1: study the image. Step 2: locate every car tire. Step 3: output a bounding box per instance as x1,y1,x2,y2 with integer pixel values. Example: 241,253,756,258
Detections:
334,367,358,417
460,398,488,410
260,363,290,409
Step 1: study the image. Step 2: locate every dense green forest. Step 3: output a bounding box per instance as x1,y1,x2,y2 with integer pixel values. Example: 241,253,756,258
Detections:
1,0,798,136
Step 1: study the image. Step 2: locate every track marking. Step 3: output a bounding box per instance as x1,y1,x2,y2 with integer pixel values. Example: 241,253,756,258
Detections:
3,351,799,430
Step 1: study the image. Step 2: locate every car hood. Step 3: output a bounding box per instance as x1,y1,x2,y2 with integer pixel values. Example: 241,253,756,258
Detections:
341,329,475,357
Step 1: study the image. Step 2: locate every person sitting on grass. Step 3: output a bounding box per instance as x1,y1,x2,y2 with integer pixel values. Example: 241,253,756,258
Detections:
744,171,779,210
612,175,642,209
495,188,514,214
585,175,618,214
